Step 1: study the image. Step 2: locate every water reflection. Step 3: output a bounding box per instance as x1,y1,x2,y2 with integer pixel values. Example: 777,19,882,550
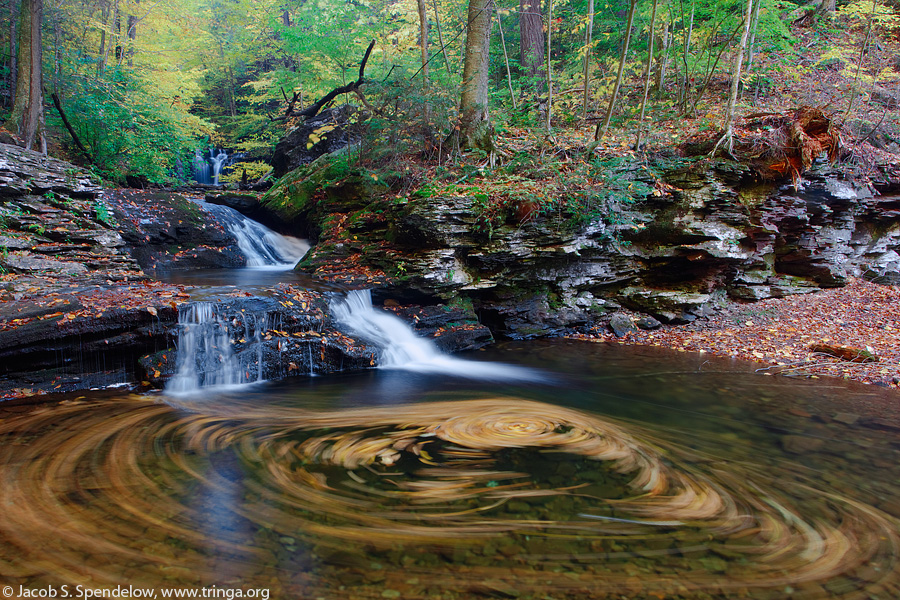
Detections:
1,340,898,599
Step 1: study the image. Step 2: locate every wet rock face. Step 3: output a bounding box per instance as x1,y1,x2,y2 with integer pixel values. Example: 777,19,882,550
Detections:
155,289,377,387
291,156,900,332
104,189,245,271
0,144,142,279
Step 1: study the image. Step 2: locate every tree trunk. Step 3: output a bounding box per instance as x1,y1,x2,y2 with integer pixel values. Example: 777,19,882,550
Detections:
459,0,493,152
595,0,636,141
677,0,694,110
714,0,754,156
582,0,594,119
8,0,17,109
545,0,552,131
8,0,43,152
635,0,659,149
97,0,109,74
745,0,762,73
432,0,453,73
416,0,429,83
125,0,138,67
8,0,44,151
654,20,669,93
519,0,545,105
496,5,517,108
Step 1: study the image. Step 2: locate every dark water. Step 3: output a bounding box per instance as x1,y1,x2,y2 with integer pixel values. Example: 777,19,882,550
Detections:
1,340,898,599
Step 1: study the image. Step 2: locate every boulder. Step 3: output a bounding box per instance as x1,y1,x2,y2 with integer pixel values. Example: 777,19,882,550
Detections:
271,106,356,178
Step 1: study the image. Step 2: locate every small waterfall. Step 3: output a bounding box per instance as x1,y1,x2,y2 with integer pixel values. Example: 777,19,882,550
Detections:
331,290,545,381
192,148,244,185
194,200,310,268
192,150,211,185
211,151,229,186
166,303,265,394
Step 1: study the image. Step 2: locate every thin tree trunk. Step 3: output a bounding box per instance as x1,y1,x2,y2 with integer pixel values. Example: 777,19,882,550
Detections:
843,0,877,124
495,5,517,109
227,66,237,117
126,0,138,67
416,0,429,83
114,6,123,66
519,0,545,108
595,0,636,141
8,0,17,108
432,0,452,73
745,0,762,72
678,0,694,109
546,0,552,131
582,0,594,118
635,0,659,149
97,0,109,75
714,0,754,157
8,0,31,136
459,0,493,152
654,20,669,93
52,17,60,92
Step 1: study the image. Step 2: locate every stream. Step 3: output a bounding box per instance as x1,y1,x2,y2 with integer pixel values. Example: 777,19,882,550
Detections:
1,207,898,599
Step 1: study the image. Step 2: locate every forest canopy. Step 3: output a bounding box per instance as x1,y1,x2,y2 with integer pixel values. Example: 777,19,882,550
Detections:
0,0,896,183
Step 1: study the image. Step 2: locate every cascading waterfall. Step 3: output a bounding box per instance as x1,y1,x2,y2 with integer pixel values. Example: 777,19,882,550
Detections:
331,290,545,381
192,148,245,185
210,151,229,186
166,303,267,394
192,150,211,185
193,200,310,268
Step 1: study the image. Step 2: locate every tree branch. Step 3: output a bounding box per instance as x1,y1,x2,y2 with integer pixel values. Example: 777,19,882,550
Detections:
271,40,375,122
50,93,92,163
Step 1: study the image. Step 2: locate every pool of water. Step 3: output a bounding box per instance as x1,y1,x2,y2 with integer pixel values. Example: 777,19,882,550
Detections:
1,340,898,599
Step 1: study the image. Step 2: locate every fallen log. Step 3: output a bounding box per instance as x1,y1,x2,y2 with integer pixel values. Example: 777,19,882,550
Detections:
809,342,878,363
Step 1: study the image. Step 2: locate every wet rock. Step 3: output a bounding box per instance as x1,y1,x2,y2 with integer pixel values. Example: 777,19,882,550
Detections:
780,434,825,454
205,191,261,215
3,253,88,274
620,287,712,323
608,313,636,337
105,190,245,271
832,412,860,425
860,417,900,432
467,580,521,598
635,315,662,330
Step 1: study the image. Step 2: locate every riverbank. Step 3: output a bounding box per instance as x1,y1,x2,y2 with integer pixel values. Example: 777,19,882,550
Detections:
578,277,900,390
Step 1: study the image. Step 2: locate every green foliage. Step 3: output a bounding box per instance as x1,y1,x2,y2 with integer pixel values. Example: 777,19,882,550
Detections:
51,67,213,184
219,161,272,184
838,1,900,34
94,200,113,225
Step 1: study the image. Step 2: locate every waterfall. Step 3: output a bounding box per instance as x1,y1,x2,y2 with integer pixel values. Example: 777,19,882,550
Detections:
194,200,310,268
192,148,244,185
166,303,266,394
192,150,211,185
211,151,229,186
331,290,545,381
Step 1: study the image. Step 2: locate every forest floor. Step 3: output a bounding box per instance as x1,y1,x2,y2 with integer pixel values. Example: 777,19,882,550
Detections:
576,278,900,390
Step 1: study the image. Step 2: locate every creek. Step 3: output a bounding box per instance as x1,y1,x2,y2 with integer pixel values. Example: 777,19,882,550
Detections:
1,208,899,599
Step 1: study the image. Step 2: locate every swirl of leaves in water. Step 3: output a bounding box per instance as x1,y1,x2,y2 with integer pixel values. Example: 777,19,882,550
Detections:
0,395,898,599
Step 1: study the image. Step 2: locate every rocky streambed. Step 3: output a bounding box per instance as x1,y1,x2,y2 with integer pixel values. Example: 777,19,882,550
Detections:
1,140,899,397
